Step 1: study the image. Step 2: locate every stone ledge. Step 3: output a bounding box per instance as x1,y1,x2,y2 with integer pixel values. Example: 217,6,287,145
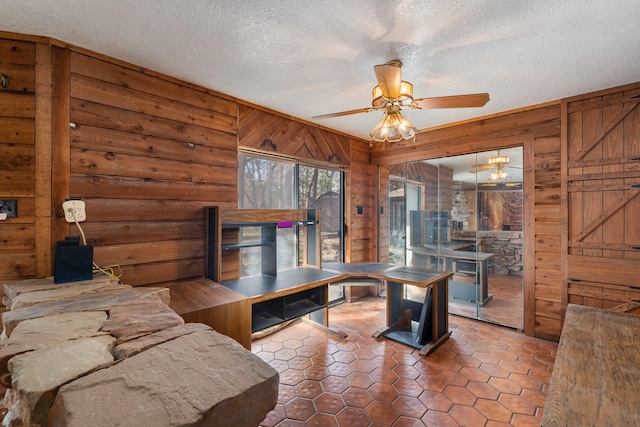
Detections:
0,277,278,426
47,328,278,427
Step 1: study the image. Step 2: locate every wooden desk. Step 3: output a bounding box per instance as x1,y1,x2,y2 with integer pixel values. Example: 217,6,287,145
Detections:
159,278,253,349
162,264,452,356
324,263,452,356
541,304,640,426
409,245,494,305
223,267,344,335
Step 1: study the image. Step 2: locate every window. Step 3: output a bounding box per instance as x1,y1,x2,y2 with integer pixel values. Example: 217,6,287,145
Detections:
298,165,343,263
239,154,345,301
240,156,294,209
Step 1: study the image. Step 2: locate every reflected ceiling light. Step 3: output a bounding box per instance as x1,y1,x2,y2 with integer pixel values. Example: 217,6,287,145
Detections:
369,104,417,146
489,164,510,181
488,155,509,165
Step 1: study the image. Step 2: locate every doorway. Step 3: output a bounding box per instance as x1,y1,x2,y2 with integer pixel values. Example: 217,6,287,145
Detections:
382,147,525,330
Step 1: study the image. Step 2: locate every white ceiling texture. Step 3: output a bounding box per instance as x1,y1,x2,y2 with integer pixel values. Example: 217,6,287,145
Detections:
2,0,640,144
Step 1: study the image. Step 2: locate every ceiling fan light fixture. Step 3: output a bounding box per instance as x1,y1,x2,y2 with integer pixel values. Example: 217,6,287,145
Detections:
370,106,417,145
372,81,414,108
489,165,510,181
488,155,509,165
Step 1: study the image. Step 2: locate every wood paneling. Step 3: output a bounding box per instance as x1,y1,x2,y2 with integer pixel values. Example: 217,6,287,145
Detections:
0,117,35,143
238,105,351,167
345,137,374,300
0,39,35,65
3,30,638,344
0,38,36,281
62,51,240,286
347,137,374,264
374,105,561,339
0,34,365,291
562,83,640,316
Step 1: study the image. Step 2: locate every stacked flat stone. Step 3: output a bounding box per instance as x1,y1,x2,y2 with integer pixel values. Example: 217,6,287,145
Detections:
0,277,278,426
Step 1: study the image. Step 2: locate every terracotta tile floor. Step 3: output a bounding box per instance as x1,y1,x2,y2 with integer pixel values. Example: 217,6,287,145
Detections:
254,297,557,427
449,273,524,330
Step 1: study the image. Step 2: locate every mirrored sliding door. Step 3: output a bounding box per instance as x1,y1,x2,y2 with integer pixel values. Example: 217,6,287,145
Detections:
382,147,524,329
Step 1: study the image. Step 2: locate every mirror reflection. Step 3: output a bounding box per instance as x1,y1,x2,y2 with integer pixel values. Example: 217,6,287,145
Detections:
382,147,524,329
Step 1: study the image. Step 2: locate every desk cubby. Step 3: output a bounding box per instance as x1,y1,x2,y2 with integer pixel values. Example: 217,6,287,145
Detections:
206,207,332,335
204,208,452,355
251,285,326,332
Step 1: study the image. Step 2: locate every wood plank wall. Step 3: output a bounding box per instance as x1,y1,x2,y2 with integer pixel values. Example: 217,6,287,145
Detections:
65,52,238,286
563,83,640,313
389,162,454,212
2,32,637,340
347,137,375,264
0,39,36,281
344,137,375,300
1,33,372,290
238,105,351,167
372,106,563,340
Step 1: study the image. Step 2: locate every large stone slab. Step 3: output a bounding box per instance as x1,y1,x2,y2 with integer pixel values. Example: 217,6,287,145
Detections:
9,335,116,426
113,323,210,360
0,311,108,387
9,281,126,310
1,287,169,337
2,277,119,307
102,298,184,344
47,329,279,427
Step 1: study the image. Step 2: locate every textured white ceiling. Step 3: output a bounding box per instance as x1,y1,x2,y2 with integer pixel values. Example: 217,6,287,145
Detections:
2,0,639,141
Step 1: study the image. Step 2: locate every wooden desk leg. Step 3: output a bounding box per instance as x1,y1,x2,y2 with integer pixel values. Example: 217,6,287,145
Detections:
302,317,348,338
419,277,451,357
419,332,452,357
373,281,393,339
305,298,348,338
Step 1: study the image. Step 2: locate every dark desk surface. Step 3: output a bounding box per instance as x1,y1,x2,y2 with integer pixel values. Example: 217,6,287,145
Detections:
409,245,494,262
375,266,452,287
324,262,451,287
424,242,473,251
323,262,394,274
223,267,341,301
224,263,452,300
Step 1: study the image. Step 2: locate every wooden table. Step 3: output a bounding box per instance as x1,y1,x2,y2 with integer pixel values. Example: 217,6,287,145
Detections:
167,263,452,356
324,263,452,356
222,267,345,337
541,304,640,426
161,278,253,349
409,245,494,305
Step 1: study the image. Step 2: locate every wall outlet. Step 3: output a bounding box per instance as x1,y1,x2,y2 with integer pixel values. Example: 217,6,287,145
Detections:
63,199,86,223
0,200,17,218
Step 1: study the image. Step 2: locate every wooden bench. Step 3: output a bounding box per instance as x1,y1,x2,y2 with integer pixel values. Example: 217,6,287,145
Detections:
541,304,640,426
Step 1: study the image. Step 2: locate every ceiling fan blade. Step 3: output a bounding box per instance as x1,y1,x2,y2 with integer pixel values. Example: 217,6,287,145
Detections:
374,60,402,98
414,93,490,109
468,164,494,173
312,107,376,119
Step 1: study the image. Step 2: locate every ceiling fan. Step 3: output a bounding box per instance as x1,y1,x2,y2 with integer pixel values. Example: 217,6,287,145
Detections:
469,151,522,181
312,60,489,145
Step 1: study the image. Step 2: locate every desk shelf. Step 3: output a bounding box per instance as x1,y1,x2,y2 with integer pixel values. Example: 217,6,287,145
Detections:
250,285,326,333
206,207,328,336
205,208,452,355
409,246,493,306
222,241,276,250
